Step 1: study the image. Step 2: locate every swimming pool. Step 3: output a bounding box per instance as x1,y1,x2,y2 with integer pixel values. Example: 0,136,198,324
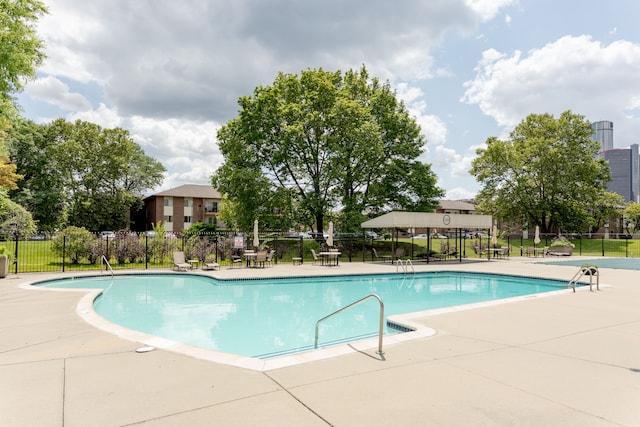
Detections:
36,272,571,359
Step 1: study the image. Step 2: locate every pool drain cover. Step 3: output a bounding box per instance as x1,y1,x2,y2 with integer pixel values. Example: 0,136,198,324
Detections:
135,346,155,353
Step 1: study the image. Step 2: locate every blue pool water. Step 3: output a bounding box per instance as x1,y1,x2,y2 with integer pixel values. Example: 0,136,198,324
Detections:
37,272,569,358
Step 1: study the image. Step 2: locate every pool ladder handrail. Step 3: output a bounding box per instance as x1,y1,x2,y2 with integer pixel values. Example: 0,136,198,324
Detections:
314,294,385,355
568,264,599,292
396,258,414,274
100,255,114,277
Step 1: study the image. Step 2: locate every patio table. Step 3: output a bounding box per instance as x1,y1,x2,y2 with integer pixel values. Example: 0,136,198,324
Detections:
319,251,341,266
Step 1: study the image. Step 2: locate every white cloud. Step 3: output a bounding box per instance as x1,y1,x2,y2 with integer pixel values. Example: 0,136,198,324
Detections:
462,35,640,136
68,103,121,128
445,186,477,200
464,0,515,21
24,76,91,112
34,0,499,123
24,0,521,195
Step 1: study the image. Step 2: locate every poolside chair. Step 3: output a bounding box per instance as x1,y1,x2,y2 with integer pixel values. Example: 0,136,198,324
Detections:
231,254,243,268
521,246,535,257
265,250,275,267
310,249,321,265
372,248,392,263
395,247,405,260
172,252,191,271
255,251,267,268
202,257,220,271
472,245,486,256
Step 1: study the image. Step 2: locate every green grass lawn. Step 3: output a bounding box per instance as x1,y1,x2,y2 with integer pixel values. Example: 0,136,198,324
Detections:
4,236,639,273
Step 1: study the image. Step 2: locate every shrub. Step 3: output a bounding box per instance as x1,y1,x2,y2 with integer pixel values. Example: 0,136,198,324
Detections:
86,240,105,264
52,226,96,264
185,236,215,261
550,236,575,247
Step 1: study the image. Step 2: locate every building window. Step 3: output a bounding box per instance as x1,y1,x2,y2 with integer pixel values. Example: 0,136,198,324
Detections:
207,216,217,225
205,201,218,213
164,215,173,223
184,199,193,207
184,216,192,223
164,198,173,207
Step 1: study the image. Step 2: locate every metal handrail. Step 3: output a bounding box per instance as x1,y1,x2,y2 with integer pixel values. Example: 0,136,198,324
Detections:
314,294,385,355
568,264,599,292
100,255,114,277
396,258,415,274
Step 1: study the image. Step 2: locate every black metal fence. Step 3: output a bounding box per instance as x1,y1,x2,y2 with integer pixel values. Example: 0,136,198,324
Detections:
2,230,639,274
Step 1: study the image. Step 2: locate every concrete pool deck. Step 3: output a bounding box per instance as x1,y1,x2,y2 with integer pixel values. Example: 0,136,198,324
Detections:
1,257,639,426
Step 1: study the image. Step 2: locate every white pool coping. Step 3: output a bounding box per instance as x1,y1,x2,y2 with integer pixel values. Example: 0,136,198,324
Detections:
24,268,595,371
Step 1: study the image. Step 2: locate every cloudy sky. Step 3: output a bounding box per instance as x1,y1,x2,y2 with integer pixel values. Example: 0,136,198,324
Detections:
17,0,640,199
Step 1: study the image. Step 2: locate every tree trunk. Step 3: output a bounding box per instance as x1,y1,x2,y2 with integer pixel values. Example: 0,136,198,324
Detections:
315,213,324,239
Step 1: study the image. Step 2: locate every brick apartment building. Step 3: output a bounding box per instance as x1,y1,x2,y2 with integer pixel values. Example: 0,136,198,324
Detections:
138,184,223,233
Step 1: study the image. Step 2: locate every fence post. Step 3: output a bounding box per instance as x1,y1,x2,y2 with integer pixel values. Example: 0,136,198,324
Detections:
145,234,148,269
215,233,218,263
626,237,629,258
601,234,605,257
62,235,66,272
299,236,304,264
578,235,582,256
274,233,278,265
13,233,18,274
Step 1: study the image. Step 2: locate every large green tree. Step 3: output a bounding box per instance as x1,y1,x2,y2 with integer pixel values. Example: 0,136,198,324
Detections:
0,0,47,104
470,111,611,234
624,202,640,235
7,119,65,231
212,66,443,233
0,0,47,191
44,119,166,231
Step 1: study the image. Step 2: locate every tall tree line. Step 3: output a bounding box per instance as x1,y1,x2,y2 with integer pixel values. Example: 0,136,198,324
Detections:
213,66,444,233
7,118,165,232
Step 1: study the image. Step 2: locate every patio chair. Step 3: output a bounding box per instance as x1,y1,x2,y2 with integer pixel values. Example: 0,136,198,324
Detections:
202,257,220,271
255,251,267,268
520,246,535,257
395,247,405,260
310,249,321,265
372,248,391,263
265,250,275,267
472,245,486,256
172,251,191,271
231,254,243,268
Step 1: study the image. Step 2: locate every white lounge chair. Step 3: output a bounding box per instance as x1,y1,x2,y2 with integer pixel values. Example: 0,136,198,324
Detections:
172,251,191,271
202,257,220,271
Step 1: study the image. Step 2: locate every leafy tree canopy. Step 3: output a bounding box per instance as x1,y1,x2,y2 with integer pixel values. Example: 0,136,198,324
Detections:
7,119,65,231
470,110,610,234
8,119,166,231
0,0,47,102
212,66,443,233
0,1,47,229
0,193,35,237
624,202,640,235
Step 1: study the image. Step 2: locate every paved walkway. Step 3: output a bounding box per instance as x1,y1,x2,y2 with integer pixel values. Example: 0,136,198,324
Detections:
1,257,640,426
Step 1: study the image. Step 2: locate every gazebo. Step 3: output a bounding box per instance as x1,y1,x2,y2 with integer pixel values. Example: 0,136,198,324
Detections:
361,211,493,262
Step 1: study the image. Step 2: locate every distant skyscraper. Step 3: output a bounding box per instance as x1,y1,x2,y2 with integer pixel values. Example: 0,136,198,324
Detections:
632,144,640,203
591,121,614,154
603,144,639,203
